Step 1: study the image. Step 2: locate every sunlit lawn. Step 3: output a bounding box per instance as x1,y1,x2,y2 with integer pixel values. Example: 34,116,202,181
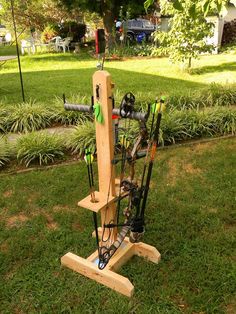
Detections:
0,138,235,313
1,45,236,105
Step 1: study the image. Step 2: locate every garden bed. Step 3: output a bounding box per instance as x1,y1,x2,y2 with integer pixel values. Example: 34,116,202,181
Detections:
0,95,235,170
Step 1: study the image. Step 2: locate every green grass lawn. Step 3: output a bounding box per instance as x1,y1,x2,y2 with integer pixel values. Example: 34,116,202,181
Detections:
0,138,235,313
1,45,236,105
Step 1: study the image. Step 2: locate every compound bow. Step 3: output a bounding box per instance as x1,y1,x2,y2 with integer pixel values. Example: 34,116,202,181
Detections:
86,93,165,270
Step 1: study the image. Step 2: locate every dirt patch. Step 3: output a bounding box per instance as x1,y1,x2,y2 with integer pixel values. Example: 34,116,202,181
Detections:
166,159,179,186
3,190,13,198
226,296,236,314
0,240,9,253
13,307,24,314
72,222,84,232
171,295,189,312
182,162,202,175
191,142,214,155
6,214,29,228
224,222,236,231
0,207,8,218
27,192,40,204
207,207,218,213
44,213,59,230
52,205,70,212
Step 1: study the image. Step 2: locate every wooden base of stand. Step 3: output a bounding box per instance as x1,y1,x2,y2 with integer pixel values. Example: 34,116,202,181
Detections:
61,228,160,297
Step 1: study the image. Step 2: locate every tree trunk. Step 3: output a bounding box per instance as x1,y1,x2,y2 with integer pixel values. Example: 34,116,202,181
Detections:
101,2,115,50
188,57,192,68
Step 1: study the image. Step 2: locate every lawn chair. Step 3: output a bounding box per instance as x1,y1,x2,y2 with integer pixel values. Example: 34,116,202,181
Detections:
21,39,35,55
57,37,71,53
48,36,62,52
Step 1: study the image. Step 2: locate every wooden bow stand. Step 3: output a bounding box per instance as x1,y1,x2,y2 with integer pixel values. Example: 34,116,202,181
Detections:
61,70,161,297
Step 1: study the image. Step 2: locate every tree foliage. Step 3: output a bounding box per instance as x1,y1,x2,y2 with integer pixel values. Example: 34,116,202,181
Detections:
1,0,80,32
147,0,235,68
144,0,231,14
155,0,215,68
58,0,146,40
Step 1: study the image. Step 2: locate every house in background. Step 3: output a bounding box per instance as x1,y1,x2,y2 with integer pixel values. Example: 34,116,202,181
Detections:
224,3,236,22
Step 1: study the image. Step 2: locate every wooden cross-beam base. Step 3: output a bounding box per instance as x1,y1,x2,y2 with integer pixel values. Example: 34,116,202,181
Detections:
61,232,160,297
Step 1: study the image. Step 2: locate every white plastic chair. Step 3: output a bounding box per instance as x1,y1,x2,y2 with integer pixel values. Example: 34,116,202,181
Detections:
57,37,71,53
21,39,35,55
48,36,61,51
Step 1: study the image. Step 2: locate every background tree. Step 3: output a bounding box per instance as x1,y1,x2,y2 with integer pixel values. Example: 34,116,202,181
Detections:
145,0,234,68
1,0,80,33
155,0,215,68
58,0,146,46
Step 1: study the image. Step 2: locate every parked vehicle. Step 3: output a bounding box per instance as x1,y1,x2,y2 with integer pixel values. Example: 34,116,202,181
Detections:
117,18,155,42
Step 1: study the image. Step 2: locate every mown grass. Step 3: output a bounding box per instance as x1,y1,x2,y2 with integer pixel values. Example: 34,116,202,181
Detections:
1,46,236,106
0,138,235,313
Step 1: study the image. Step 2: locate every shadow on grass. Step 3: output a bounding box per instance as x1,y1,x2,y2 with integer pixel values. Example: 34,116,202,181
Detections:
30,51,94,62
0,45,17,57
191,61,236,75
0,67,206,105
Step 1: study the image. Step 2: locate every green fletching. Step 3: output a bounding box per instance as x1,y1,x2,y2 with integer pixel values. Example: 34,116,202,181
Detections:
84,149,94,164
151,102,158,114
94,102,104,124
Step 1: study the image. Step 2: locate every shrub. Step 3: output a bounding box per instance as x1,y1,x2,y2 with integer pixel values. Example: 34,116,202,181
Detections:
66,121,96,155
50,95,91,125
41,25,58,43
16,132,65,167
108,43,154,58
0,106,8,133
129,105,236,145
160,106,236,144
0,136,10,167
5,101,51,133
167,83,236,109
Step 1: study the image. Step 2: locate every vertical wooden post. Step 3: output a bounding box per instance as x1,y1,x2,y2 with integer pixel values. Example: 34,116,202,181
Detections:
93,70,117,242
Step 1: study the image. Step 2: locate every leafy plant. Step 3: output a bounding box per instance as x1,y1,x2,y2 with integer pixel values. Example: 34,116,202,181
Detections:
5,101,52,133
108,43,154,58
41,25,58,43
0,136,10,167
160,106,236,144
16,132,65,167
167,83,236,109
136,105,236,145
0,106,8,133
66,121,96,155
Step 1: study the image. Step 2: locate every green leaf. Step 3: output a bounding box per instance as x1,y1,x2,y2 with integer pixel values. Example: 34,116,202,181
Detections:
216,0,223,12
189,4,197,19
173,0,183,11
144,0,154,12
203,0,210,17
